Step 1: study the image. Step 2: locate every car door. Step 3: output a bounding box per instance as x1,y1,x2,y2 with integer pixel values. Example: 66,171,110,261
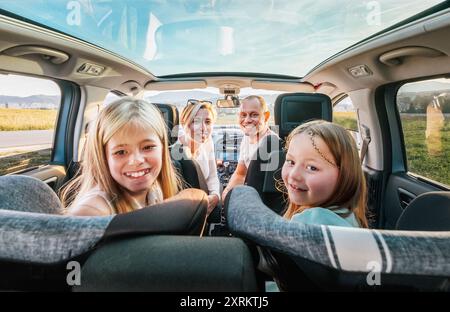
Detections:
0,72,80,192
378,77,450,229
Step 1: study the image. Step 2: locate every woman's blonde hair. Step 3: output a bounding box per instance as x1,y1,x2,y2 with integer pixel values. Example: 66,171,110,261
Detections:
180,100,217,127
60,97,181,214
281,120,368,228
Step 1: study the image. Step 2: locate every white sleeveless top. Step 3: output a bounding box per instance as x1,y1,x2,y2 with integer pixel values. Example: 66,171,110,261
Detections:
72,183,163,215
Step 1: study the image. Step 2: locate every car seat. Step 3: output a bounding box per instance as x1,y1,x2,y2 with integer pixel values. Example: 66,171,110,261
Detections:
0,175,260,291
225,185,450,291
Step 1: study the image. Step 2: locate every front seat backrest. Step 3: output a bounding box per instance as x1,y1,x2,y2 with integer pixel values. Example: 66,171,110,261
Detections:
170,142,209,194
0,175,63,214
244,136,286,214
274,92,332,141
244,93,332,214
396,191,450,231
153,103,179,145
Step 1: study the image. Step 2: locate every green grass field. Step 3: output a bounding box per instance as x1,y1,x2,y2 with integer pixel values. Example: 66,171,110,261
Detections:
333,112,358,130
0,108,57,131
400,114,450,186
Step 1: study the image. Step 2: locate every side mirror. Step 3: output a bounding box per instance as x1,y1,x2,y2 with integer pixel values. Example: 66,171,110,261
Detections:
216,96,240,108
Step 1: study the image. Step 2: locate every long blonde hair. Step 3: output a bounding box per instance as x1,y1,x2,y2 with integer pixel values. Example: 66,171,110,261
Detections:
60,97,181,214
180,100,217,127
282,120,368,228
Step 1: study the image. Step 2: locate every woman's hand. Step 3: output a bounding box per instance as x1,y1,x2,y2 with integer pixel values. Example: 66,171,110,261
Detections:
207,194,219,215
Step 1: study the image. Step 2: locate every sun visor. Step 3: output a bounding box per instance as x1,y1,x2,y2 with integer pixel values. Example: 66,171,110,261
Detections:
251,80,314,92
145,80,207,91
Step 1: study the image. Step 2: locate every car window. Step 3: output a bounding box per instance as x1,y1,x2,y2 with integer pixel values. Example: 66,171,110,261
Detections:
0,74,61,175
397,78,450,186
334,96,358,131
333,96,362,151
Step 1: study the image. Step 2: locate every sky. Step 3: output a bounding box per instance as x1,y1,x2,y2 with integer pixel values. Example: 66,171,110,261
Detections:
0,0,443,77
0,74,60,97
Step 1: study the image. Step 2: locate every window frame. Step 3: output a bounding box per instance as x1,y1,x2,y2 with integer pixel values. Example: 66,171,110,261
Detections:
0,73,73,175
393,74,450,190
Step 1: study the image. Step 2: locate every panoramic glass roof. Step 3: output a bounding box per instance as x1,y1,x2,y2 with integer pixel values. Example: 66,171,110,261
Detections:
0,0,445,77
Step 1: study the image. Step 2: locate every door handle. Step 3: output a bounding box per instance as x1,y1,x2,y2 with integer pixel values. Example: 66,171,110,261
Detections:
397,188,416,210
2,45,70,64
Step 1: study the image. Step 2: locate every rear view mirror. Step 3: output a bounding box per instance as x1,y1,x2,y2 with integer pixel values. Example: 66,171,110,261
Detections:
216,96,240,108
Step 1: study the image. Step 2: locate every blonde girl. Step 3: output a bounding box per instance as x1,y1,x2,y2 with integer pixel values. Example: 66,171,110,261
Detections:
61,97,181,216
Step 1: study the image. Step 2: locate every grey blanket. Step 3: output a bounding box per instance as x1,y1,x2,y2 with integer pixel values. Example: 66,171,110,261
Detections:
226,185,450,277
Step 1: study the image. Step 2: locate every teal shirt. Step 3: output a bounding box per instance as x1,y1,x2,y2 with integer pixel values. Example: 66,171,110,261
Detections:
291,207,360,228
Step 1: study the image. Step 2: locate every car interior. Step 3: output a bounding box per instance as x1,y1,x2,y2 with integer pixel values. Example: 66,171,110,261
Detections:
0,1,450,292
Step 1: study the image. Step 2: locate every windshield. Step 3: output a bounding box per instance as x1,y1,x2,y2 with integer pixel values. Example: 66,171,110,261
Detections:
143,87,281,126
0,0,444,77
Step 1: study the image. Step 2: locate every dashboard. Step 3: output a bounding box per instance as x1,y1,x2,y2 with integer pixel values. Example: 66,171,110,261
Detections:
212,127,243,189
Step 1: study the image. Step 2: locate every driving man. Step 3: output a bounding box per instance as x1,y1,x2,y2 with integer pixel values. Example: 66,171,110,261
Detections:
221,95,279,200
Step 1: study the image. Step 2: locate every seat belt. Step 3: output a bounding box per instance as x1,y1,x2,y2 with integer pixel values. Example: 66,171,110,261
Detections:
359,124,371,164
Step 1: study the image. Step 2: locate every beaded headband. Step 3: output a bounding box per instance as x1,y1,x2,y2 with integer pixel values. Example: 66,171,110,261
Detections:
307,130,339,168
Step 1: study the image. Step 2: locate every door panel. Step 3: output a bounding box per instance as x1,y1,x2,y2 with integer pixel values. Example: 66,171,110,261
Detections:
382,174,445,229
23,165,67,192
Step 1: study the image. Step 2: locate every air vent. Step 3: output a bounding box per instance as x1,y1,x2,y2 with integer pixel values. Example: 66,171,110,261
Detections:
77,63,105,76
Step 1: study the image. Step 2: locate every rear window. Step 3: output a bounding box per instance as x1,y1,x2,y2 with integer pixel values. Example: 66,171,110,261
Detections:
396,78,450,186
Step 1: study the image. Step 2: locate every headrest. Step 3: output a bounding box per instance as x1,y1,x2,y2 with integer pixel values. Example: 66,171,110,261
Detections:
274,93,332,140
0,175,63,214
154,103,179,144
225,185,450,278
0,188,207,264
396,192,450,231
0,210,112,263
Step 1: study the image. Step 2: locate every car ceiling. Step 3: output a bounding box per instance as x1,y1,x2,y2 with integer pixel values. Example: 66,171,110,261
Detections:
0,6,450,100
